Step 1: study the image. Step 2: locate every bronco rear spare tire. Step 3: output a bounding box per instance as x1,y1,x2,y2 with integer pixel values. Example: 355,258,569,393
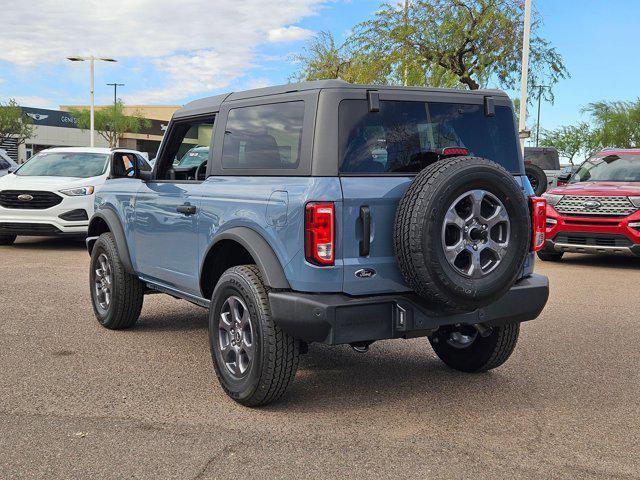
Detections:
394,157,530,311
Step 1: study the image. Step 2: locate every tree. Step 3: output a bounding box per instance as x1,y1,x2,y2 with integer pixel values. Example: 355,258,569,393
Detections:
290,31,391,84
583,100,640,149
69,101,150,148
540,123,596,165
294,0,568,97
0,99,34,147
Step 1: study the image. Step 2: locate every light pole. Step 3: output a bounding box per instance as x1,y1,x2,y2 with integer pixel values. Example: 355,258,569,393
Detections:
67,56,117,147
106,82,124,107
518,0,532,150
532,85,550,147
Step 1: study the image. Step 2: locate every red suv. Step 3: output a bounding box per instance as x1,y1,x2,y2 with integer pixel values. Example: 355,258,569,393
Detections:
539,149,640,261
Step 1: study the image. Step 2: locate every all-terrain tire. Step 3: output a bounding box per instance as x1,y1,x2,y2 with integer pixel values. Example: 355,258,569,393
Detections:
209,265,299,407
394,156,531,311
537,248,564,262
89,232,144,329
0,234,17,245
429,323,520,372
525,163,548,196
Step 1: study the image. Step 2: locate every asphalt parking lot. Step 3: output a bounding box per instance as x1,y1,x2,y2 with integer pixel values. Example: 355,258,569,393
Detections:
1,238,639,479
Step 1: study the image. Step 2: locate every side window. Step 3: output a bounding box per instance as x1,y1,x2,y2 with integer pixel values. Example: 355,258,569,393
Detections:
0,158,9,170
157,117,215,181
222,101,305,170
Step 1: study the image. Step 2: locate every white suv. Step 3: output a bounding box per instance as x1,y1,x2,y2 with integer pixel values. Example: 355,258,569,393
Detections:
0,147,150,245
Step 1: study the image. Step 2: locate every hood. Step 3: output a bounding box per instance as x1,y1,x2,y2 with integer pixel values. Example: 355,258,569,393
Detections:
549,181,640,197
0,173,106,192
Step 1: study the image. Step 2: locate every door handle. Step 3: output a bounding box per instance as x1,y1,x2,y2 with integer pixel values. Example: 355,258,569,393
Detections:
359,206,371,256
176,204,197,215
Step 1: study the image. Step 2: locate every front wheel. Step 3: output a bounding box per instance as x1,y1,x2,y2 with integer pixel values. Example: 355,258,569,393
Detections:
537,248,564,262
429,323,520,372
0,234,16,245
209,265,299,407
89,232,144,329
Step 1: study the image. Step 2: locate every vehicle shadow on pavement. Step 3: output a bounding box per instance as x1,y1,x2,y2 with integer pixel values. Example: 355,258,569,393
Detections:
556,253,640,269
11,236,86,251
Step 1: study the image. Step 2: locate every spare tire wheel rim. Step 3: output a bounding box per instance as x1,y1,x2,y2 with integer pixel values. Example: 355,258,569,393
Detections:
441,189,510,278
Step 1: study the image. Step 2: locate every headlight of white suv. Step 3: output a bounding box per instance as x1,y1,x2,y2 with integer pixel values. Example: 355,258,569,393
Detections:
628,196,640,208
542,193,563,206
59,186,95,196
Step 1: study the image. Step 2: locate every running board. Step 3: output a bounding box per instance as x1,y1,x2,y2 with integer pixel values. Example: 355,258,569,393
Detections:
143,280,210,308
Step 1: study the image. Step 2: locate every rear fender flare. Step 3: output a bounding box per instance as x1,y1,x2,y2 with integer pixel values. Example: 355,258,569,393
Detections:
203,227,290,290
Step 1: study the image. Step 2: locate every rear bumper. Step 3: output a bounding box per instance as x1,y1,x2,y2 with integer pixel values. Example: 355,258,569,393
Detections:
269,274,549,345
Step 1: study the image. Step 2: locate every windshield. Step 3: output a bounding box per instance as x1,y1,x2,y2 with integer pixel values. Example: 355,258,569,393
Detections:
339,100,520,173
16,152,109,177
174,147,209,168
571,154,640,182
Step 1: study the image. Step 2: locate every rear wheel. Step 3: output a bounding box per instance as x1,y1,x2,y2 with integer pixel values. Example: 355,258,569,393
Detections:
429,323,520,372
0,234,16,245
209,265,299,407
89,232,144,329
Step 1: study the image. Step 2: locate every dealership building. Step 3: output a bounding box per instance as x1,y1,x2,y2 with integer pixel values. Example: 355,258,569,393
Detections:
1,105,179,163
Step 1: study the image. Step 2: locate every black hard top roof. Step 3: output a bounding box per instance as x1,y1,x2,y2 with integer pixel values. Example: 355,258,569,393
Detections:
173,79,508,119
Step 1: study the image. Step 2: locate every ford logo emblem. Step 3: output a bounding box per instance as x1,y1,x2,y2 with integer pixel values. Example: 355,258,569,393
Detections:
355,268,376,278
17,194,34,201
582,200,602,209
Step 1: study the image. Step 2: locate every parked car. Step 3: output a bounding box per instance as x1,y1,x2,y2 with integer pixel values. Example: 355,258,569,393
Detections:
524,146,562,196
0,147,151,245
0,149,18,177
85,80,549,406
539,148,640,261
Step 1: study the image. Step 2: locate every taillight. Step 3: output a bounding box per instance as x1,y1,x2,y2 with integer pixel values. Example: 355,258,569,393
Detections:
530,196,547,252
305,202,335,266
440,147,470,156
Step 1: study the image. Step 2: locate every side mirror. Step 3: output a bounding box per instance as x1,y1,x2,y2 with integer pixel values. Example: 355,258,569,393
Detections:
138,171,152,182
556,171,572,186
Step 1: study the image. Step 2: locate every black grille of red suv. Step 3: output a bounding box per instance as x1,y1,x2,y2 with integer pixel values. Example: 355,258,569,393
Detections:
0,190,63,209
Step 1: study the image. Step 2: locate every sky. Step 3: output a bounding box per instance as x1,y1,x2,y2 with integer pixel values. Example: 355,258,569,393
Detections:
0,0,638,133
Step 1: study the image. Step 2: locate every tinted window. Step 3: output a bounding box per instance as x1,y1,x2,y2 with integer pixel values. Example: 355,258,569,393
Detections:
16,152,109,177
339,100,519,173
222,102,304,170
0,158,9,170
524,148,560,170
572,155,640,182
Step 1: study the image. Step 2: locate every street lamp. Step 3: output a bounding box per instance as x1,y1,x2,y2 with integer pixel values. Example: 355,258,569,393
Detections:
67,56,117,147
518,0,532,151
533,85,551,147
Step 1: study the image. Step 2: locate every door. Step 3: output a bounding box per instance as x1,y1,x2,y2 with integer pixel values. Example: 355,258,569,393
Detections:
132,116,216,294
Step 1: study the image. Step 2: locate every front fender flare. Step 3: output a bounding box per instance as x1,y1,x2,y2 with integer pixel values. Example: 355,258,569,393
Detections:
88,209,135,274
206,227,290,290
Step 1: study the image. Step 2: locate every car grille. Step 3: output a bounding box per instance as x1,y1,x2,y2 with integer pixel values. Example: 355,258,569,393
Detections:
0,190,63,210
0,223,62,235
555,195,637,217
554,233,633,248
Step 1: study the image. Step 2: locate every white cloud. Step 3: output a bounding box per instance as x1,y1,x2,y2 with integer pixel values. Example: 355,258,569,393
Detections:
268,26,315,43
6,95,56,109
0,0,327,102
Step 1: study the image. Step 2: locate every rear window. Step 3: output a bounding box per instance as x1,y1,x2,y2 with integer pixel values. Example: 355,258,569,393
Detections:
339,100,519,174
524,148,560,170
222,101,304,170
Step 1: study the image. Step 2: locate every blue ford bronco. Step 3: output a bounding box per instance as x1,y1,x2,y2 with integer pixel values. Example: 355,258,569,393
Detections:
86,80,549,406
